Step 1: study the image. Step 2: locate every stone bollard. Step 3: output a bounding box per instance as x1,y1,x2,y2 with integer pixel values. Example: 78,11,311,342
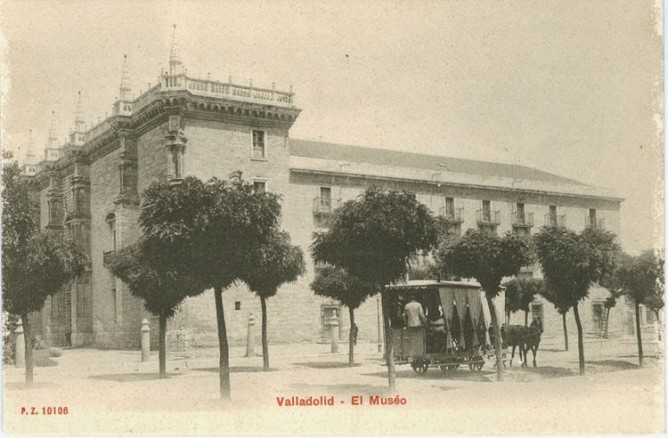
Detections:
329,316,339,354
140,319,150,362
246,313,256,357
14,319,25,368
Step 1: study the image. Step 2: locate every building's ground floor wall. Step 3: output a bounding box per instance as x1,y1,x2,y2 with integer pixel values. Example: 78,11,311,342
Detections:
35,268,662,351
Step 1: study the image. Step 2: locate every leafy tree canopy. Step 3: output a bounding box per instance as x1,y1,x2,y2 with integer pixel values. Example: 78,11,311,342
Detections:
241,230,306,299
616,249,664,308
311,266,375,310
435,229,534,296
105,241,206,317
534,226,619,307
310,187,438,288
504,277,543,314
139,172,282,290
3,231,88,315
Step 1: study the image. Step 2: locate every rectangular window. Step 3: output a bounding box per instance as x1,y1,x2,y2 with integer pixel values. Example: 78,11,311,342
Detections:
251,130,266,159
589,209,597,228
320,187,332,212
516,202,525,220
482,200,491,222
253,181,266,194
445,197,455,217
549,205,557,226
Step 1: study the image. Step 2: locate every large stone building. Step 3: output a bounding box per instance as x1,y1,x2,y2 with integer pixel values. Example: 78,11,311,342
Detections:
23,39,649,351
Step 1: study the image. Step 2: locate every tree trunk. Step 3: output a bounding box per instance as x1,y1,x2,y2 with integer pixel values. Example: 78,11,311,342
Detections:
486,296,503,382
214,287,231,399
655,310,662,341
562,312,569,351
505,310,510,326
573,303,585,375
348,306,355,366
380,287,396,392
261,296,269,371
21,313,33,387
524,310,528,326
635,301,644,367
158,313,167,378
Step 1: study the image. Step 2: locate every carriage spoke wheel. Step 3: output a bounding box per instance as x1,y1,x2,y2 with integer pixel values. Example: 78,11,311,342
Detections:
468,357,484,372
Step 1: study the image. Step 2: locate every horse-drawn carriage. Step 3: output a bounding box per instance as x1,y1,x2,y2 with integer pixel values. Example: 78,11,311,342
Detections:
385,280,507,374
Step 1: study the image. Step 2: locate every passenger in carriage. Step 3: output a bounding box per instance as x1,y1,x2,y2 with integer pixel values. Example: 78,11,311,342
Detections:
426,303,447,353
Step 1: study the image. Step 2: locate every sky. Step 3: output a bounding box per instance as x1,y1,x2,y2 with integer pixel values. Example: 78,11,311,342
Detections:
1,0,663,254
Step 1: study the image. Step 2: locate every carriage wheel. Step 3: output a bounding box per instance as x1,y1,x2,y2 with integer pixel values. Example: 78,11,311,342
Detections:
440,364,459,372
468,357,484,372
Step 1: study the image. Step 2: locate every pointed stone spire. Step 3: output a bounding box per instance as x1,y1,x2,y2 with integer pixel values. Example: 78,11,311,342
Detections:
47,110,58,148
22,130,38,176
45,111,62,162
169,24,184,75
113,55,133,116
70,91,86,146
119,54,132,101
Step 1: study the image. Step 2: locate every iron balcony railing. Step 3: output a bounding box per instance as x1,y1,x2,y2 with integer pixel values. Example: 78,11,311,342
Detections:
585,217,605,230
476,210,501,225
544,214,567,227
438,206,464,223
313,197,341,215
511,211,534,227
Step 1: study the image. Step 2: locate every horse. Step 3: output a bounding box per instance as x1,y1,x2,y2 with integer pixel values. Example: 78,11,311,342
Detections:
520,317,543,367
500,324,526,367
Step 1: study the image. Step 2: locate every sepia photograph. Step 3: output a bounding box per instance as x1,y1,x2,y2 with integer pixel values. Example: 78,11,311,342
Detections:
1,0,664,435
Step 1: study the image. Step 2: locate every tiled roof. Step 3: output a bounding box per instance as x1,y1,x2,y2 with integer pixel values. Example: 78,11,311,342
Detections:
290,139,585,186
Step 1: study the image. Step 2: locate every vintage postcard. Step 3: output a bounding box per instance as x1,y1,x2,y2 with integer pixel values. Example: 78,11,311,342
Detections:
1,1,664,435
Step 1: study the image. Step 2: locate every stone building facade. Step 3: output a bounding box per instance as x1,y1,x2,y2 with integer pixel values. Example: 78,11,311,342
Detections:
24,41,646,351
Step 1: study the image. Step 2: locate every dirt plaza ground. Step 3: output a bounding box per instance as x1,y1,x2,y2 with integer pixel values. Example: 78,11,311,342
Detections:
3,335,665,435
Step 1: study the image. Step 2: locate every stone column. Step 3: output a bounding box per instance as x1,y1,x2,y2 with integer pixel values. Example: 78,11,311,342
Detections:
14,319,25,368
140,319,150,362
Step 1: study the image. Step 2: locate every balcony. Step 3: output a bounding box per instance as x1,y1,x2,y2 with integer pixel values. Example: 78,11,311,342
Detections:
585,217,605,230
103,250,115,268
511,211,534,228
438,206,464,223
476,210,501,226
313,197,341,216
544,214,567,228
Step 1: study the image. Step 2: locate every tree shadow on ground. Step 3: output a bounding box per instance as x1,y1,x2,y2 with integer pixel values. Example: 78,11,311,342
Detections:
539,348,569,353
293,362,363,369
362,367,495,383
505,365,576,379
289,383,390,397
191,366,277,373
88,373,177,382
586,360,639,371
5,381,59,391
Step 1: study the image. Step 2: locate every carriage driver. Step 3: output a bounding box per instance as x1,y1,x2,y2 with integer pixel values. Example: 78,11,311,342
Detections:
402,295,428,360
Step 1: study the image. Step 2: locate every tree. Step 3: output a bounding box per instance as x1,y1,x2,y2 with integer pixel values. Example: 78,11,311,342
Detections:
599,252,632,338
311,266,375,366
241,230,305,371
540,284,571,351
435,229,533,381
504,277,543,326
106,241,205,378
534,226,618,375
615,249,664,366
139,173,281,399
310,187,438,391
2,157,88,386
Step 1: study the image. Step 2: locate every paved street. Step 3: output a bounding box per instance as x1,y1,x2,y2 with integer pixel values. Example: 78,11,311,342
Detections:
3,336,665,435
